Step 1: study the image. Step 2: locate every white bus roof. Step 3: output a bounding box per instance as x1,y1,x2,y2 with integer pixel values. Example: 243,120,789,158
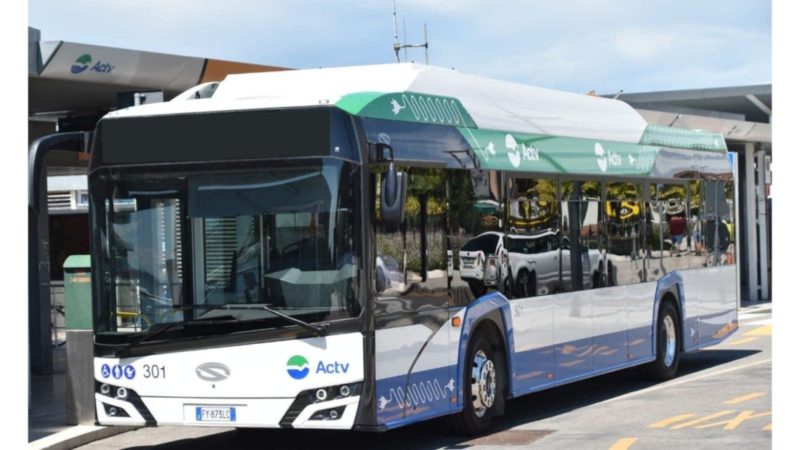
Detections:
103,64,729,176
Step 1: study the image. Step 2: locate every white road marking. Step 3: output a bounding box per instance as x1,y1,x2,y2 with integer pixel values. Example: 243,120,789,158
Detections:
740,319,772,326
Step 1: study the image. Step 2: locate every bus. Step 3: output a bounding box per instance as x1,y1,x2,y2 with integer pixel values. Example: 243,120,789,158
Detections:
88,63,738,434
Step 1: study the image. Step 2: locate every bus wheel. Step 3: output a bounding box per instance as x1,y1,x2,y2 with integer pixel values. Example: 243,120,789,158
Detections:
642,300,681,380
446,333,500,435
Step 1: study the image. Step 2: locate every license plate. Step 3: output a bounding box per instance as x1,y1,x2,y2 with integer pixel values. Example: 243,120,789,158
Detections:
195,406,236,422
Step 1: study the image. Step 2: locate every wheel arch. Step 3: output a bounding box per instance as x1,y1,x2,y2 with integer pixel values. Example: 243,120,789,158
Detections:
652,273,686,354
457,293,515,413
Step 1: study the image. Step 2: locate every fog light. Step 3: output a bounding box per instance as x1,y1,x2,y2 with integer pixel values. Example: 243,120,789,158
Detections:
339,385,351,397
100,384,111,395
116,387,128,399
108,406,118,416
315,388,328,402
329,409,339,420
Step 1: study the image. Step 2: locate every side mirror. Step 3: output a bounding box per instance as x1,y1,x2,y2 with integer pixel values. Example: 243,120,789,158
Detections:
381,162,407,224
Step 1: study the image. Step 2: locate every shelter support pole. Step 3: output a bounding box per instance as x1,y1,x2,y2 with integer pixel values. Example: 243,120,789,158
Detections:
756,147,769,301
29,132,91,374
743,143,758,303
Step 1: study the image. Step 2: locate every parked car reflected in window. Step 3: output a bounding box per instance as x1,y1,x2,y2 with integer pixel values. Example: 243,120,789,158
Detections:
506,177,560,297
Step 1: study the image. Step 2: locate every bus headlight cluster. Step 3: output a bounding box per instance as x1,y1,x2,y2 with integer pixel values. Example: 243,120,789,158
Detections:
310,406,345,421
102,402,130,418
308,383,359,404
116,387,128,399
98,383,129,400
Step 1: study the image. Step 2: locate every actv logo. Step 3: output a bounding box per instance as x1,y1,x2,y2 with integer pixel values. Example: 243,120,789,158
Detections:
286,355,310,380
71,54,92,74
70,54,115,75
286,355,350,380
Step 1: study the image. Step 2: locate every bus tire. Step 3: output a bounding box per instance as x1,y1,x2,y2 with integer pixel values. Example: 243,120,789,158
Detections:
642,300,681,380
446,333,501,435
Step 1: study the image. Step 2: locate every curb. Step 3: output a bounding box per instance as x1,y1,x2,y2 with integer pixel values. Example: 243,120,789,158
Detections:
29,425,139,450
740,302,772,313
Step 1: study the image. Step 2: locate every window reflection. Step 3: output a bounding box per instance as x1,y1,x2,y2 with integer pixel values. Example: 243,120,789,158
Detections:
605,181,643,285
507,177,560,297
561,180,603,291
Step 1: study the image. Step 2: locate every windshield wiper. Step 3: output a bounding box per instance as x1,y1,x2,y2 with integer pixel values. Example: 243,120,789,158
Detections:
110,304,328,357
196,304,328,336
113,321,183,358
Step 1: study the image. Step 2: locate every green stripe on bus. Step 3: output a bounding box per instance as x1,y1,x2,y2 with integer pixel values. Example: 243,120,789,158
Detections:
336,91,477,128
457,128,660,175
639,125,726,152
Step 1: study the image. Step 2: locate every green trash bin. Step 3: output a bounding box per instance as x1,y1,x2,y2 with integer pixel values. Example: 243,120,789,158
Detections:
63,255,94,425
64,255,92,331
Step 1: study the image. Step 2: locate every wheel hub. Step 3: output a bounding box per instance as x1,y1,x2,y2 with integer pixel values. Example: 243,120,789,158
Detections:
471,349,496,418
663,314,677,367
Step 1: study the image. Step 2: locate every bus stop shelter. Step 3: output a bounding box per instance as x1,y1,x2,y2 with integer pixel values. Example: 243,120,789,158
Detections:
28,26,287,375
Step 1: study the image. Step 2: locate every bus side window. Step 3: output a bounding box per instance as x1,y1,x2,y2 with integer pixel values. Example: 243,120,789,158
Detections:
375,169,450,308
604,181,644,285
560,180,603,291
448,169,504,303
506,176,559,298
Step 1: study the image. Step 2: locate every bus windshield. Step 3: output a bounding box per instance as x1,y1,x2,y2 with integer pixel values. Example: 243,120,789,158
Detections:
92,159,361,337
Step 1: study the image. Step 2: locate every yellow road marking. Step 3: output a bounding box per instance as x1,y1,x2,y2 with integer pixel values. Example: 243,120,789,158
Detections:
694,410,771,430
726,337,759,346
724,392,766,405
671,410,736,429
609,437,638,450
745,324,772,336
648,413,696,428
763,423,772,431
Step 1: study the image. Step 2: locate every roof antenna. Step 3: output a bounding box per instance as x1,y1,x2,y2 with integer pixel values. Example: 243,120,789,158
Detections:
392,1,430,64
612,89,624,100
392,0,401,62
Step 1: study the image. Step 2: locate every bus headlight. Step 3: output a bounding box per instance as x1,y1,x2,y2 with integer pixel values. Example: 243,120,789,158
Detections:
100,384,111,395
116,387,128,399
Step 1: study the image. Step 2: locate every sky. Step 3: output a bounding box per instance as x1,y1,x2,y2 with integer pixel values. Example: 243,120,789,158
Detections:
29,0,771,94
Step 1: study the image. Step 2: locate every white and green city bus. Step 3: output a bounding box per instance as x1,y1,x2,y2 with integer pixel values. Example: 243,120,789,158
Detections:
89,64,737,434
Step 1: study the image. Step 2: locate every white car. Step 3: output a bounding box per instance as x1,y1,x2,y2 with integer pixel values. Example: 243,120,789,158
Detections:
506,231,562,297
459,230,605,299
458,232,508,297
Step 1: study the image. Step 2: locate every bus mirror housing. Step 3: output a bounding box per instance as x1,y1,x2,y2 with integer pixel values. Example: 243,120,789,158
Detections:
381,162,407,224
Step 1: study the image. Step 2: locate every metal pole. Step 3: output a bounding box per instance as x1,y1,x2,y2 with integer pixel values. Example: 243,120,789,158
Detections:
756,147,769,301
743,143,758,302
28,131,91,374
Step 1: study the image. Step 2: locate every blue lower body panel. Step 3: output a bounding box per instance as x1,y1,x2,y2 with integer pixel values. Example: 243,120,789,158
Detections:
376,365,456,429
